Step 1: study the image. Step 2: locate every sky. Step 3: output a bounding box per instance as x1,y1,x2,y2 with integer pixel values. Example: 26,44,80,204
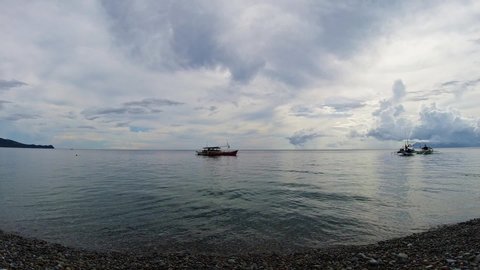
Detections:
1,1,480,149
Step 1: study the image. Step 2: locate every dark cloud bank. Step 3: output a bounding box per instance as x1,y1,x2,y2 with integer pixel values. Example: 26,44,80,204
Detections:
0,100,11,110
82,98,184,120
0,79,27,91
287,129,323,147
100,1,394,86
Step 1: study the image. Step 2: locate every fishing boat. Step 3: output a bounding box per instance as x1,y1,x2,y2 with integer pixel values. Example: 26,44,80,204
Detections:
196,143,238,156
397,143,415,156
416,144,433,155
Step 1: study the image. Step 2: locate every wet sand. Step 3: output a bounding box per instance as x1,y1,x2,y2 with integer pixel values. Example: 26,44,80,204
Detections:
1,218,479,269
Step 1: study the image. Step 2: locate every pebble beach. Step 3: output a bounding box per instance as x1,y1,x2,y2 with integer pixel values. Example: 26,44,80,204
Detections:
1,218,479,269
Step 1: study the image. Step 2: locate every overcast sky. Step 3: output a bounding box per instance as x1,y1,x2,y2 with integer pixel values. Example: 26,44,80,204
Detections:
1,1,480,149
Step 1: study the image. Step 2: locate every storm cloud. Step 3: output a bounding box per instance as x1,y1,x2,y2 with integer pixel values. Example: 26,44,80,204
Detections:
287,129,324,146
2,113,39,121
100,1,392,85
0,100,11,110
82,98,184,120
0,79,27,91
124,98,184,107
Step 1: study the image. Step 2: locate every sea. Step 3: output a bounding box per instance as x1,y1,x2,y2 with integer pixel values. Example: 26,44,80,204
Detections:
0,148,479,254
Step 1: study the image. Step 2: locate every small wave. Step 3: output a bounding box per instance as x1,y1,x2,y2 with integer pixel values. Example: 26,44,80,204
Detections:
271,169,325,175
279,182,317,189
273,187,372,203
462,173,480,177
421,187,461,194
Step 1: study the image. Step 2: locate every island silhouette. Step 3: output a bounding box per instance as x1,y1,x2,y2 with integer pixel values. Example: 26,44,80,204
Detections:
0,138,54,149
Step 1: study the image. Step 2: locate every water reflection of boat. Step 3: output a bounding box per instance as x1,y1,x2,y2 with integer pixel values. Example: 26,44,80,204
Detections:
196,144,238,156
397,143,415,156
416,144,433,155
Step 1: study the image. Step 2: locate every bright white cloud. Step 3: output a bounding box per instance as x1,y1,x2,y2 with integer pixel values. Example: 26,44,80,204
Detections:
411,104,480,147
366,81,480,147
366,80,412,141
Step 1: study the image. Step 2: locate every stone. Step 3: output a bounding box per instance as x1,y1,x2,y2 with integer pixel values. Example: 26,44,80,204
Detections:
357,253,368,259
368,258,378,266
397,253,408,259
474,254,480,264
446,258,456,264
1,218,480,269
396,252,409,263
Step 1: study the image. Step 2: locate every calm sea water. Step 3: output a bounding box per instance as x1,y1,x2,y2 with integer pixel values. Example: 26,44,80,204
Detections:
0,148,479,254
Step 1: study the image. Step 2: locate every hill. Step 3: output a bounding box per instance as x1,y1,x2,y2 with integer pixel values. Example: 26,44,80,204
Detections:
0,138,54,149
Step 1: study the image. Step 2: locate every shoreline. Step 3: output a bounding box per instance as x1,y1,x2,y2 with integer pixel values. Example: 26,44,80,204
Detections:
1,219,479,269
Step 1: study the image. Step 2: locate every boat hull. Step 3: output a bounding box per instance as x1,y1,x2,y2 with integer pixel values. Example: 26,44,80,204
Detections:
416,149,433,155
196,150,238,156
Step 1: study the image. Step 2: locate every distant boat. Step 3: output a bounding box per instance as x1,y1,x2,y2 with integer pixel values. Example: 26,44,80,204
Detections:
416,144,433,155
196,144,238,156
397,142,415,156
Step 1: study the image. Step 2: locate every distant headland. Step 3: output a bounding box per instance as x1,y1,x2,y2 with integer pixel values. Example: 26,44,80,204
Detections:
0,138,54,149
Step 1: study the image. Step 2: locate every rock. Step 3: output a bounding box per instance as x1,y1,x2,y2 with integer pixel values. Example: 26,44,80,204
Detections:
368,258,378,266
474,254,480,264
1,218,480,269
446,258,456,264
397,253,408,259
357,253,369,259
396,252,409,263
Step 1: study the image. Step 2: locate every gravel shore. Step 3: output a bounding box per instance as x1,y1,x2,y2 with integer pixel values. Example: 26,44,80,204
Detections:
1,218,479,269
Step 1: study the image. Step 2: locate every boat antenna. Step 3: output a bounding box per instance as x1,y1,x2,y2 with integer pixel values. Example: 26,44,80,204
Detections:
407,125,414,145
